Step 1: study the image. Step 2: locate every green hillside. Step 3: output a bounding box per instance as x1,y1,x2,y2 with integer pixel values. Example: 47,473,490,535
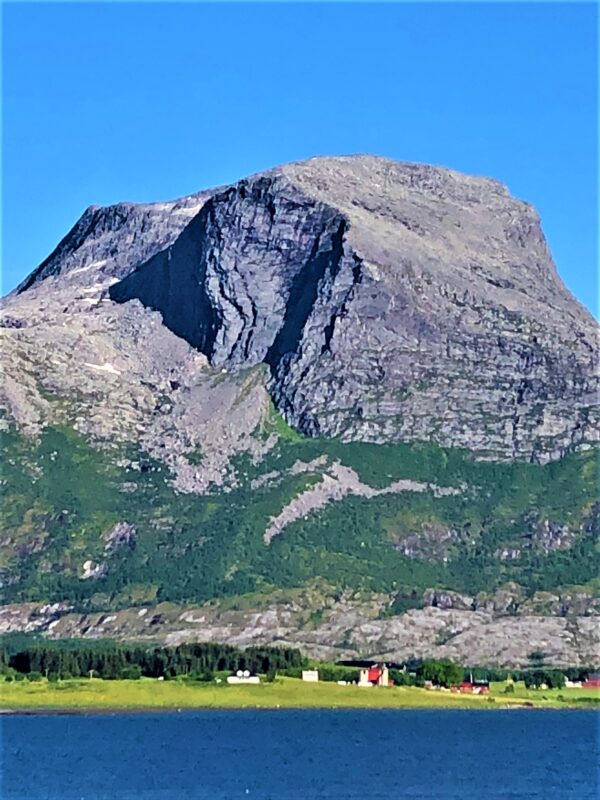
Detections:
1,419,598,612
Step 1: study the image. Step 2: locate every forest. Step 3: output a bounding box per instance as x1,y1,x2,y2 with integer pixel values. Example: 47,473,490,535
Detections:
0,635,305,681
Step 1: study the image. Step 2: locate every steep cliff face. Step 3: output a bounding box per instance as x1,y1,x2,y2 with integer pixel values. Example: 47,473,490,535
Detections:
109,178,357,371
101,156,598,462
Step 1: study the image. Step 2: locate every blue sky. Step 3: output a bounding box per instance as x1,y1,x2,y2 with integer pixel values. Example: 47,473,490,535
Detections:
2,2,598,314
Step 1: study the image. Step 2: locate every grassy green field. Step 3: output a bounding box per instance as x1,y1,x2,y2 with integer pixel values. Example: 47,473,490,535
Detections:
1,677,598,712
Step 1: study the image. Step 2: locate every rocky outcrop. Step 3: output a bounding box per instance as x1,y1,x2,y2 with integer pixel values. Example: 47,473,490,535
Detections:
1,597,598,668
103,156,598,462
103,522,137,553
423,589,475,611
264,462,461,543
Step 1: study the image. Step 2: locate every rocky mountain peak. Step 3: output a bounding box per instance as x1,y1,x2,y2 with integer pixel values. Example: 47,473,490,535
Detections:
5,155,599,463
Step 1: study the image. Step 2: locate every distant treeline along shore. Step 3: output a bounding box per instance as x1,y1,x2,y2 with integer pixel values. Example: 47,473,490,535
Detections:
0,635,596,690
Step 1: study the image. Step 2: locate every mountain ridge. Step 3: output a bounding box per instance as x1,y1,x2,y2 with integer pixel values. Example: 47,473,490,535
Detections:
1,155,598,665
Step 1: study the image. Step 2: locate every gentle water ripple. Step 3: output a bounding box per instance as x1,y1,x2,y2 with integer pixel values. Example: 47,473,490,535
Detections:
1,709,598,799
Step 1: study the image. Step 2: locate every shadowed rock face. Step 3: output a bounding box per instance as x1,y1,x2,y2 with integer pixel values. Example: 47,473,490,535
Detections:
15,156,600,461
15,190,213,292
102,156,598,462
109,178,353,371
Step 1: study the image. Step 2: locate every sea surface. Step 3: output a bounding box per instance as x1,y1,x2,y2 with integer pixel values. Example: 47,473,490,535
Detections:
1,709,598,799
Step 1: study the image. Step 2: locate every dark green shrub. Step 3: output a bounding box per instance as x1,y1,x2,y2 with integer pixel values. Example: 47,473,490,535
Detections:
1,667,16,679
389,669,409,686
120,665,142,680
280,667,303,679
523,669,565,690
418,659,463,687
318,665,360,683
188,669,213,683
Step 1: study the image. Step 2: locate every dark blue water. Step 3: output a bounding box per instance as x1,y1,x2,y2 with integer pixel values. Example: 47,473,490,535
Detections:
1,709,598,799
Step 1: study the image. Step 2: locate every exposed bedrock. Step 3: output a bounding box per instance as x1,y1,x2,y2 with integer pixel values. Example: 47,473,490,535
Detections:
17,156,599,462
109,177,359,373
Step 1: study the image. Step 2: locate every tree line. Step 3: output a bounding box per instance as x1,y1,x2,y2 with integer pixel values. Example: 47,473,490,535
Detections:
0,638,305,681
1,636,595,688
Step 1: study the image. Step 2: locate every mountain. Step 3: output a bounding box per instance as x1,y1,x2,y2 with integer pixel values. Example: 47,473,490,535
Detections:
1,155,598,667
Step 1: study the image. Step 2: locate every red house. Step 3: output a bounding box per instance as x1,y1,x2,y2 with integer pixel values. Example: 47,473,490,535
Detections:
582,674,600,690
358,664,391,687
457,680,490,694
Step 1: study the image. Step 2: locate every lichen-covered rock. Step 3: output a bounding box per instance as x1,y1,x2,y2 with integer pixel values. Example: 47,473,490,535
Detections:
103,522,137,553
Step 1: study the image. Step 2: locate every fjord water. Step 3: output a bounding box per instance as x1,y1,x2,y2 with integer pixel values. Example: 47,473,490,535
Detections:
1,709,598,799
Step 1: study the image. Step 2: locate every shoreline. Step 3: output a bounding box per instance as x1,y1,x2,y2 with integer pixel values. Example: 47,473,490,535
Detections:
1,704,583,715
2,699,597,715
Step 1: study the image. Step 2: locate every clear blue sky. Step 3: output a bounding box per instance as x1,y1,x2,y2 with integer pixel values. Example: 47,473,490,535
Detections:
2,2,598,314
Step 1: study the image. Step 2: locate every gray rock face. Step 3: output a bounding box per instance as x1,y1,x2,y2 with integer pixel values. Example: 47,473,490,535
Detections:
1,596,598,668
100,156,597,462
109,177,353,372
15,191,213,292
11,156,598,462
